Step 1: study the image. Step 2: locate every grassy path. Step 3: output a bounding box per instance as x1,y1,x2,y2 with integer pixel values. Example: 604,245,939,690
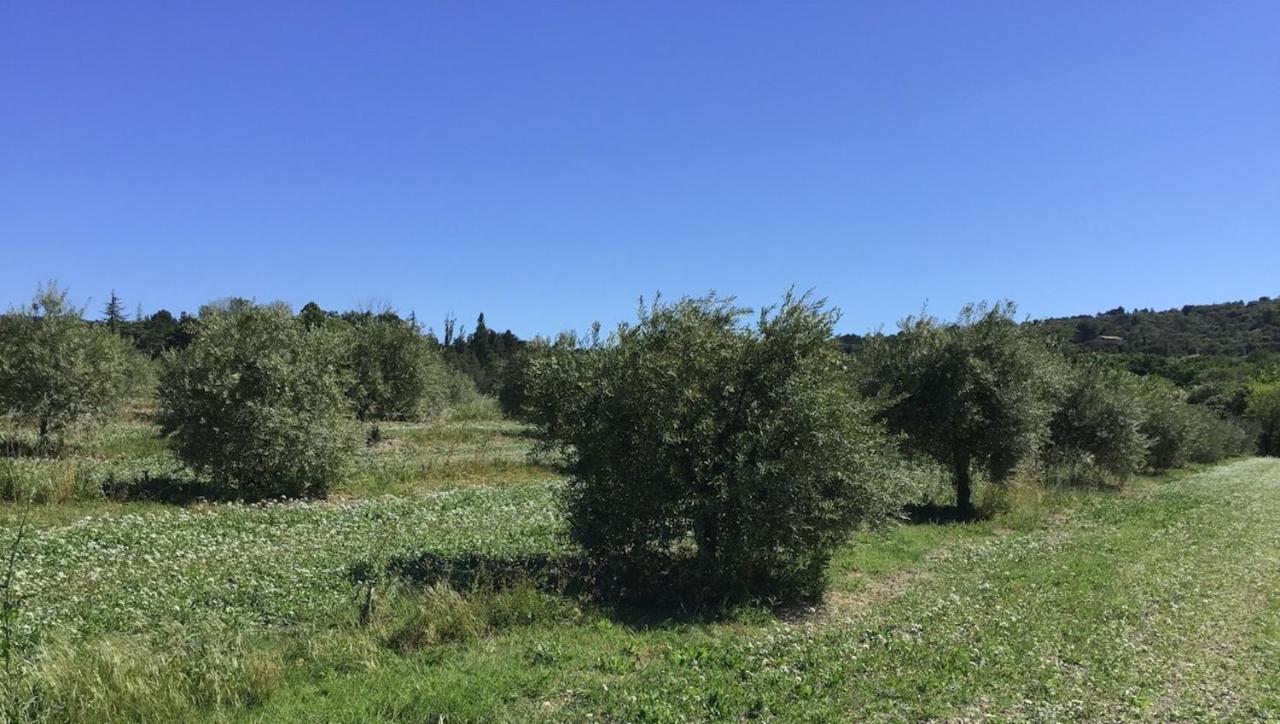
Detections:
246,458,1280,721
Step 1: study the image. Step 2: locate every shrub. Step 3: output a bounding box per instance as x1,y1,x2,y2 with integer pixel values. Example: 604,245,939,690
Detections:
1132,378,1246,470
519,333,584,431
157,305,360,498
1246,378,1280,456
439,364,486,411
343,315,444,421
496,347,532,419
526,293,906,603
0,283,138,453
1135,378,1197,471
1045,360,1150,484
858,302,1056,514
1182,403,1250,464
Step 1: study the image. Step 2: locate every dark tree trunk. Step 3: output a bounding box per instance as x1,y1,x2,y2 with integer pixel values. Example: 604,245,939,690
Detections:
953,457,974,517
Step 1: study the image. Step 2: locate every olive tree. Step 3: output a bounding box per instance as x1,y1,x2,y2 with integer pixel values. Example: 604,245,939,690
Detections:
1134,378,1196,471
1046,360,1151,483
1182,403,1249,464
343,314,444,421
526,293,906,602
157,305,360,498
502,332,580,422
858,302,1055,515
0,283,137,452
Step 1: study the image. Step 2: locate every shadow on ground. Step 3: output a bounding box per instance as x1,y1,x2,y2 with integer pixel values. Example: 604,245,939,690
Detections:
902,503,986,524
356,550,796,628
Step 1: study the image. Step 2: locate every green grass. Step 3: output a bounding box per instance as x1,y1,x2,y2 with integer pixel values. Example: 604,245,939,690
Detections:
342,419,558,497
5,483,567,645
3,458,1279,721
230,459,1280,722
0,413,559,508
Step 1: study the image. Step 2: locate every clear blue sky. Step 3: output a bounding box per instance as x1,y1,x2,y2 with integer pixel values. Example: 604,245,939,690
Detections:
3,2,1278,337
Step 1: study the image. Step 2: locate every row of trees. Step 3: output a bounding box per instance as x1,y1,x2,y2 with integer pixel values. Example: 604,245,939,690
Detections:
96,291,525,396
513,296,1259,602
2,284,1274,603
1,286,478,481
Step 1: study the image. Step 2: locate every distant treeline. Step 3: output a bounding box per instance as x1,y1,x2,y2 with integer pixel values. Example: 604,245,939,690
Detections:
96,292,524,397
92,290,1280,410
1029,295,1280,356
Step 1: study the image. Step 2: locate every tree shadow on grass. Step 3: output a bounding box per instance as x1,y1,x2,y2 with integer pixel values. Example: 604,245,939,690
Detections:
358,551,777,629
99,470,287,504
901,502,987,524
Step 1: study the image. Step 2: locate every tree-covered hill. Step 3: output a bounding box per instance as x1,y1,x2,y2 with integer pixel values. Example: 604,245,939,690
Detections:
1028,295,1280,356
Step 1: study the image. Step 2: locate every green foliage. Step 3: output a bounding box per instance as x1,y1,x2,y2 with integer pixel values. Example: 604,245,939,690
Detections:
1246,377,1280,456
859,301,1056,513
437,363,486,410
157,305,360,498
440,313,524,396
1135,378,1197,471
1182,404,1250,464
100,290,126,335
527,293,906,602
343,315,445,421
496,346,533,419
518,333,583,429
129,309,195,358
1115,351,1275,417
1046,360,1150,484
0,283,138,452
1031,295,1280,356
1134,378,1248,471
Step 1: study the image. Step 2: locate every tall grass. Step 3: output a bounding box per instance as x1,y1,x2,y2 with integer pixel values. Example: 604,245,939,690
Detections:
2,494,33,723
4,626,282,723
0,581,575,723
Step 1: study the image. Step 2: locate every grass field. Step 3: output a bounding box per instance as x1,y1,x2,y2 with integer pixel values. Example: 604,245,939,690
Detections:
3,418,1279,721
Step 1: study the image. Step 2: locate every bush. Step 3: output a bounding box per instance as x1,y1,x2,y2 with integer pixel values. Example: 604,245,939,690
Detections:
439,364,486,411
1246,378,1280,456
0,283,138,453
518,333,584,429
496,347,533,419
1134,378,1246,470
157,305,360,498
343,315,444,421
858,302,1056,514
526,293,906,603
1183,403,1250,464
1045,360,1150,484
1135,379,1194,471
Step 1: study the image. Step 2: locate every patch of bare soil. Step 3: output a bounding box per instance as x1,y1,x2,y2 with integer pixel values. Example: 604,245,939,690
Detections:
816,569,920,623
369,437,410,453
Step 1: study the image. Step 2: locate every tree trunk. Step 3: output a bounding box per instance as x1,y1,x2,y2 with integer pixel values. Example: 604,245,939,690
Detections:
953,457,974,517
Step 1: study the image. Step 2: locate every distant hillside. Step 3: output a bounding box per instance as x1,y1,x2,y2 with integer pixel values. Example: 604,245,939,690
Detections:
1029,296,1280,356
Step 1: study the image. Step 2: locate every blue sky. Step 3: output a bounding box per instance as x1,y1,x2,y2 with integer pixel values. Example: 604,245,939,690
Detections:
2,2,1277,337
